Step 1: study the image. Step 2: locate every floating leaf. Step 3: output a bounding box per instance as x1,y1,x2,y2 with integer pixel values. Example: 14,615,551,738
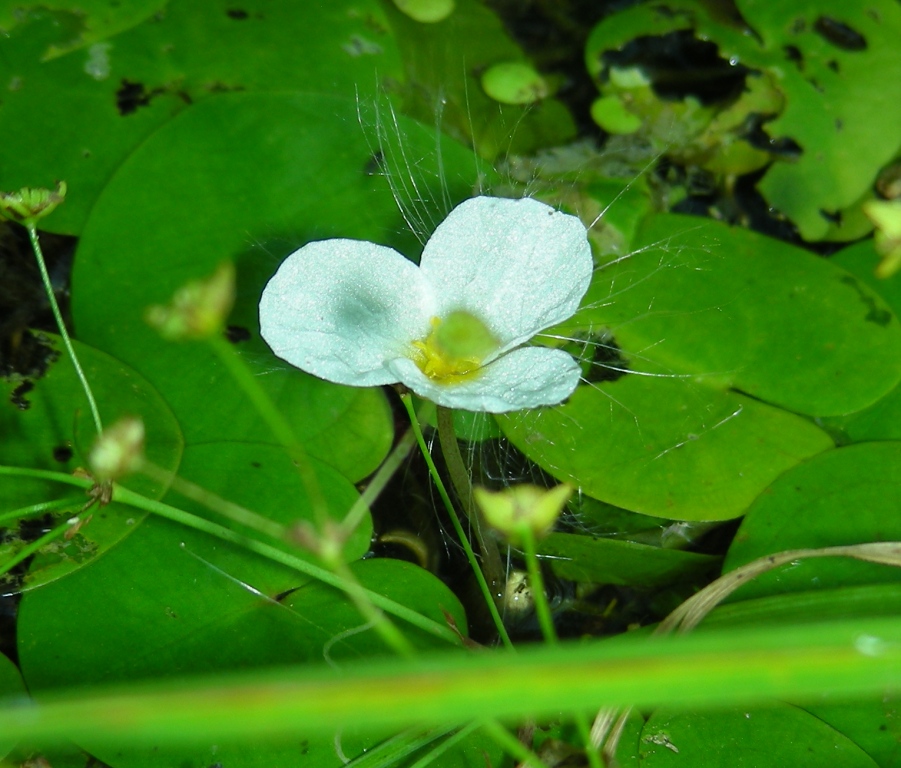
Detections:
391,0,455,24
0,334,182,591
500,378,831,521
827,240,901,443
805,697,901,768
723,442,901,602
640,704,878,767
168,442,371,564
590,95,643,135
0,0,402,233
481,61,551,106
573,214,901,417
500,212,901,520
0,1,166,58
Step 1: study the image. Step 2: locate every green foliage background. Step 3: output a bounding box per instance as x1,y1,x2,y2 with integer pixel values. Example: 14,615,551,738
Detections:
1,1,901,766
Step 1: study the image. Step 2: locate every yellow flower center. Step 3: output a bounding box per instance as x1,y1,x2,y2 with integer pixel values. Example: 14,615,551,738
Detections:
411,310,500,383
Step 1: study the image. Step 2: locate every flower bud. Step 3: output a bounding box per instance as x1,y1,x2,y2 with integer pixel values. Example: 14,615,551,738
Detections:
89,416,145,482
864,200,901,279
0,182,67,227
474,483,573,545
146,262,235,340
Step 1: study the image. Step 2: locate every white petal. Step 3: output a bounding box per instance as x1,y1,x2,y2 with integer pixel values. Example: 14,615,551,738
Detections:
259,239,433,386
388,346,581,413
419,196,593,349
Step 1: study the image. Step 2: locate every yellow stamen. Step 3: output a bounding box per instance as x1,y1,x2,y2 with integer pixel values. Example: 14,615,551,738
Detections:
411,311,500,384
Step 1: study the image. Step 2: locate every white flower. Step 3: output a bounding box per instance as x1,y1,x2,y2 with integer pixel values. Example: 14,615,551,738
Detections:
259,196,593,413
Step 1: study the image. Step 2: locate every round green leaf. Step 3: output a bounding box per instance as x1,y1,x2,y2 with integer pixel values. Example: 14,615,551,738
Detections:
831,239,901,316
572,213,901,417
0,0,402,234
828,377,901,445
499,376,832,521
641,704,878,767
590,95,642,134
26,516,456,651
481,62,550,106
805,697,901,768
0,1,166,57
0,334,182,591
723,442,901,601
826,240,901,443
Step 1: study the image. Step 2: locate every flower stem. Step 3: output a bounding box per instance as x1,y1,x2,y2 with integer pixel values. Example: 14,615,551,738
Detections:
520,528,602,768
519,526,556,646
206,337,423,655
0,464,459,645
478,718,548,768
330,558,417,658
400,396,513,649
0,465,93,489
0,496,81,526
338,423,416,540
0,507,89,580
114,481,459,646
207,334,328,526
139,459,289,542
28,225,103,437
434,406,505,603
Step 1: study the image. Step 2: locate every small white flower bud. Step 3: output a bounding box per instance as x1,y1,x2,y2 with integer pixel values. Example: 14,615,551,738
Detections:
89,417,145,482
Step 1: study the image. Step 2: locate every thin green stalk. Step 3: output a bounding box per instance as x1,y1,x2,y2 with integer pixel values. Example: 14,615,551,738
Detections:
407,722,481,768
479,718,548,768
400,396,513,649
0,497,80,526
435,406,505,598
330,558,417,658
210,334,426,654
143,437,414,656
0,465,457,645
3,616,901,745
28,225,103,437
519,527,557,646
0,465,93,490
339,423,416,539
139,459,288,542
519,528,603,768
0,509,89,580
207,333,328,526
110,482,459,646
